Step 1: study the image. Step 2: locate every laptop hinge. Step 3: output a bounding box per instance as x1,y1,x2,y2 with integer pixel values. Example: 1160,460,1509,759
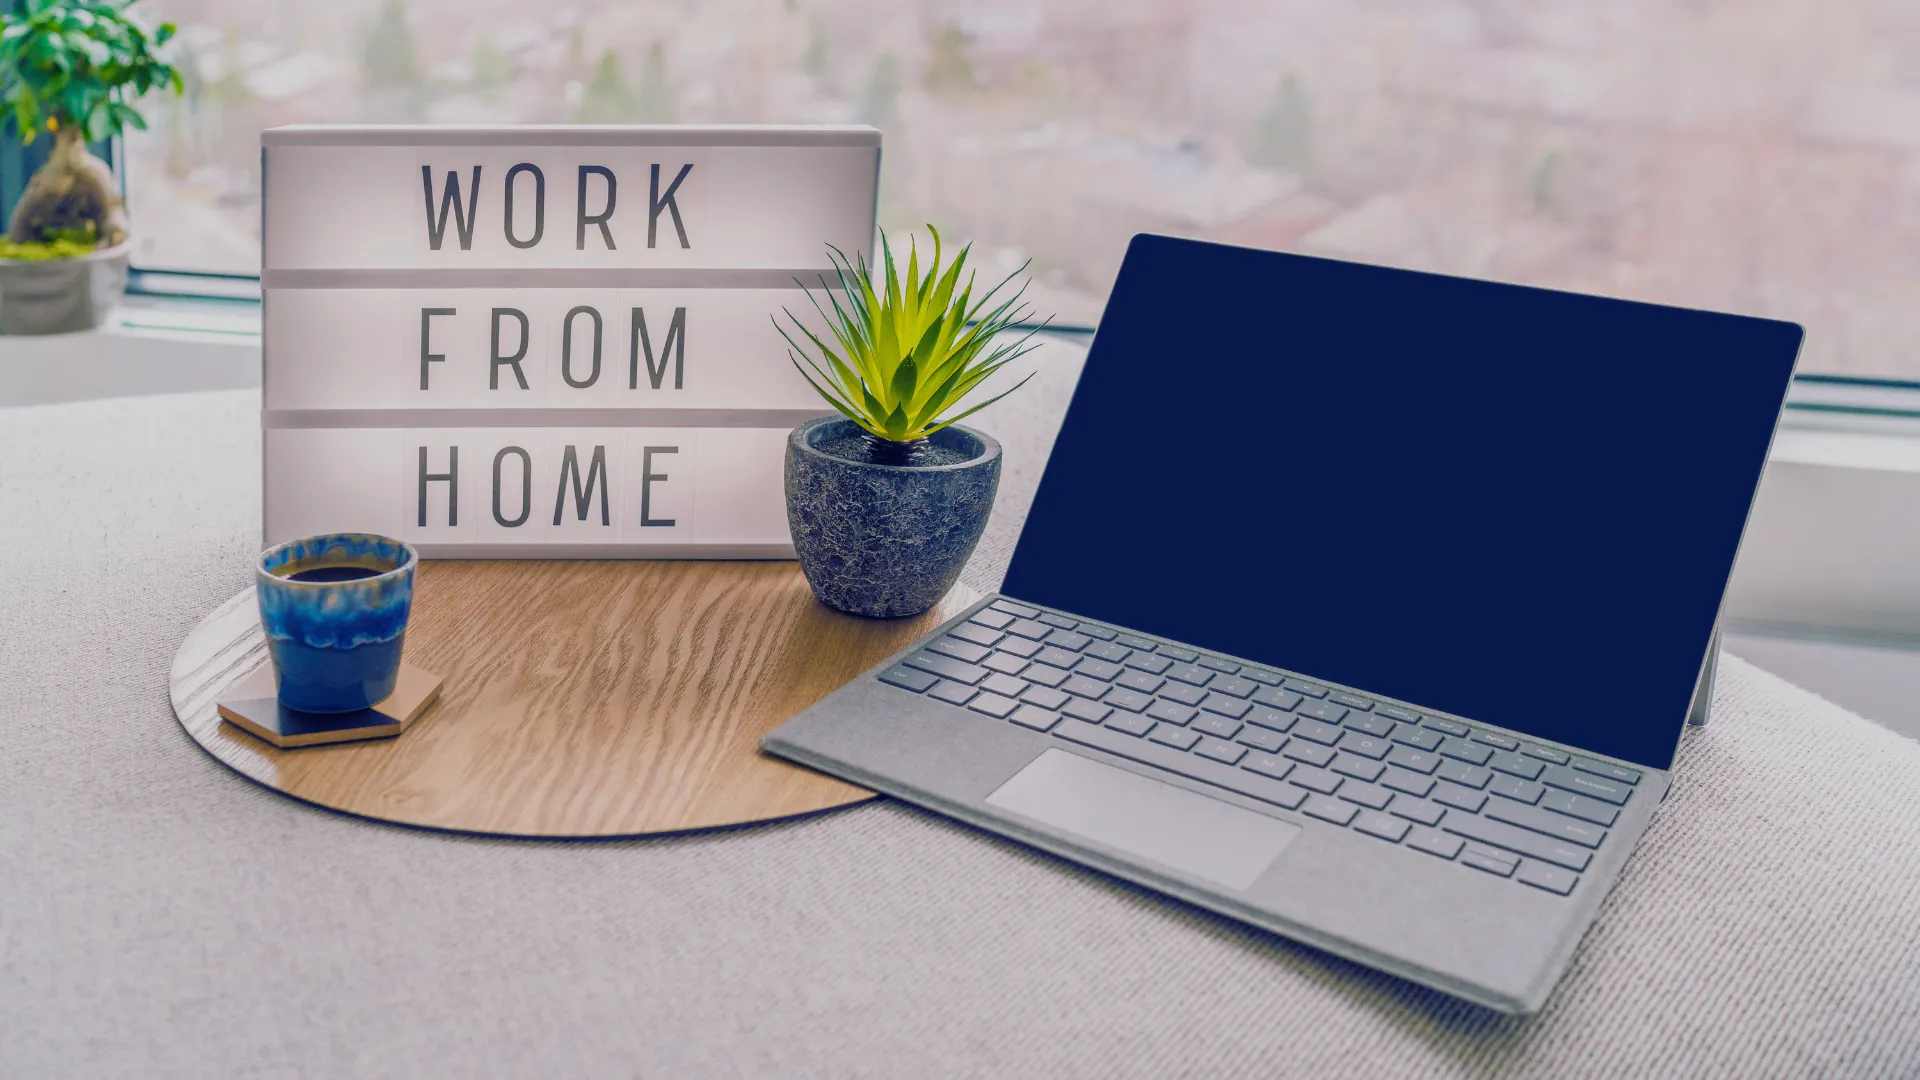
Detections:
1687,625,1721,728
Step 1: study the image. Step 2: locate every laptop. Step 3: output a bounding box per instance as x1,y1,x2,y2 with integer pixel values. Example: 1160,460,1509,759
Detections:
762,234,1803,1014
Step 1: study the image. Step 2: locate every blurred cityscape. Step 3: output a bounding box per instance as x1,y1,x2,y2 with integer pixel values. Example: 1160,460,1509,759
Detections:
126,0,1920,376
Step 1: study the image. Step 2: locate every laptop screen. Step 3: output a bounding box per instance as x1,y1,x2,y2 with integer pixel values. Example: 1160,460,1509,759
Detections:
1001,235,1801,771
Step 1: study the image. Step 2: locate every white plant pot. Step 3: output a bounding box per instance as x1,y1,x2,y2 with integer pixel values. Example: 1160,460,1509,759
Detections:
0,242,129,335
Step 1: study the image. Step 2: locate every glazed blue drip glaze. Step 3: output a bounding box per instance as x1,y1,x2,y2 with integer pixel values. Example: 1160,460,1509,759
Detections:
256,533,417,713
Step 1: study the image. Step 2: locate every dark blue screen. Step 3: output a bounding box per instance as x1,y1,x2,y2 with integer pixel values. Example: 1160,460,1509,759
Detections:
1002,235,1801,770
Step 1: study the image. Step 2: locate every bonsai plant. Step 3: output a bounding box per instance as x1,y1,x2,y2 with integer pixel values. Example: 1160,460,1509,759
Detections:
779,226,1047,617
0,0,180,333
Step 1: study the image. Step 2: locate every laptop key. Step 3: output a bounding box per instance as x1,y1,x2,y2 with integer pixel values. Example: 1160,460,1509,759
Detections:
1106,711,1156,737
1339,732,1392,760
1438,737,1494,766
1380,766,1436,798
905,653,988,685
1376,704,1419,723
1166,663,1215,686
1158,645,1199,662
1442,815,1593,872
1282,740,1337,768
1297,700,1349,724
879,666,939,693
997,636,1043,658
1160,683,1207,707
1038,613,1078,630
1198,656,1241,674
1148,723,1201,750
1021,663,1071,688
1470,730,1520,751
1390,724,1444,752
1251,687,1305,711
1236,727,1286,754
1573,757,1642,785
1240,668,1282,686
1195,737,1246,765
1021,686,1071,711
1006,618,1052,640
1052,721,1307,810
1431,782,1488,813
1484,800,1607,848
1063,675,1110,699
981,673,1028,698
1521,743,1570,765
929,680,979,706
1075,658,1125,681
1077,625,1118,641
990,599,1039,618
1210,677,1259,699
1291,719,1344,746
1329,691,1373,710
1084,640,1132,664
1541,789,1620,827
1104,688,1155,712
1423,717,1470,737
1190,714,1243,740
1201,693,1253,719
1541,765,1631,805
1046,629,1092,651
983,653,1031,676
969,693,1020,719
1488,775,1545,805
1461,847,1519,878
1116,633,1157,650
1245,706,1295,733
1338,781,1393,810
1385,745,1441,774
950,623,1004,648
971,609,1016,630
1406,828,1464,859
1123,653,1174,675
1146,700,1197,726
1010,705,1061,732
1437,759,1493,789
1345,714,1396,738
1037,646,1081,669
1290,766,1343,795
1488,750,1545,780
1115,670,1165,694
1331,753,1385,783
1283,679,1329,698
1063,699,1112,724
1354,810,1411,843
1302,795,1359,826
1517,860,1579,896
1242,752,1294,782
1390,798,1447,827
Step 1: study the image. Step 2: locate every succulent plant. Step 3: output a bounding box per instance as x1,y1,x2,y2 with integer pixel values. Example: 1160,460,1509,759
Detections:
778,226,1046,447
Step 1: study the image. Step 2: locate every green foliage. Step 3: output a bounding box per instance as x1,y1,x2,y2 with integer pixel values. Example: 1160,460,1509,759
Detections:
857,53,899,129
0,220,97,258
0,0,181,144
575,49,631,123
923,23,974,94
635,41,674,123
360,0,421,90
779,227,1046,445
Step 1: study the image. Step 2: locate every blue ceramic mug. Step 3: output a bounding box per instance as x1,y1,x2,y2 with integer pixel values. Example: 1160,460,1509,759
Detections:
256,533,418,714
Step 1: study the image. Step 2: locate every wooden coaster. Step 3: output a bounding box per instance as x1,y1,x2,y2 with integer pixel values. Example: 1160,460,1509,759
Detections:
170,561,980,838
217,663,444,748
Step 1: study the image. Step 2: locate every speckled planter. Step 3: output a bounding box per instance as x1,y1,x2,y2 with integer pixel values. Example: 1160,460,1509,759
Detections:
786,417,1002,618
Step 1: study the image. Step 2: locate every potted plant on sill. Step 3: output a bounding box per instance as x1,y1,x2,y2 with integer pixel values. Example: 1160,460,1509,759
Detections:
0,0,180,335
780,227,1048,618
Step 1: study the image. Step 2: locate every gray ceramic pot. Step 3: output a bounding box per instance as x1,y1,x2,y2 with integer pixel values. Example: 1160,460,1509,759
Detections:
0,242,128,335
786,417,1002,618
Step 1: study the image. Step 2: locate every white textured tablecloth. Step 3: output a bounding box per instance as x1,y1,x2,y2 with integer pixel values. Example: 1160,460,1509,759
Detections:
4,360,1918,1077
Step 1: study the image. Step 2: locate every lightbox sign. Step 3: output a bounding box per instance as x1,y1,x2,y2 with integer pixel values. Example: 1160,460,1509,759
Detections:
261,125,879,557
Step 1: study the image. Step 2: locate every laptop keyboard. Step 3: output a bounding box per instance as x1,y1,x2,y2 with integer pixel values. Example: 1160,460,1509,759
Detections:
875,599,1646,898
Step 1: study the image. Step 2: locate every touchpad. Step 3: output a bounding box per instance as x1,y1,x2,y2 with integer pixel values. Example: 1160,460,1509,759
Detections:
985,749,1300,891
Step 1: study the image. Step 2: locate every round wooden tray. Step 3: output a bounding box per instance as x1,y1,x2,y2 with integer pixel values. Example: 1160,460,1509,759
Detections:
170,561,979,837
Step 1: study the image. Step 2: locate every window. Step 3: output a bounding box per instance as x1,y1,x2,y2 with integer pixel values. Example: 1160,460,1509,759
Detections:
129,0,1920,375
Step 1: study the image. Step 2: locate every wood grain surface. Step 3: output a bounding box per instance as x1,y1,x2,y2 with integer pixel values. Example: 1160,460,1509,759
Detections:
170,561,980,837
